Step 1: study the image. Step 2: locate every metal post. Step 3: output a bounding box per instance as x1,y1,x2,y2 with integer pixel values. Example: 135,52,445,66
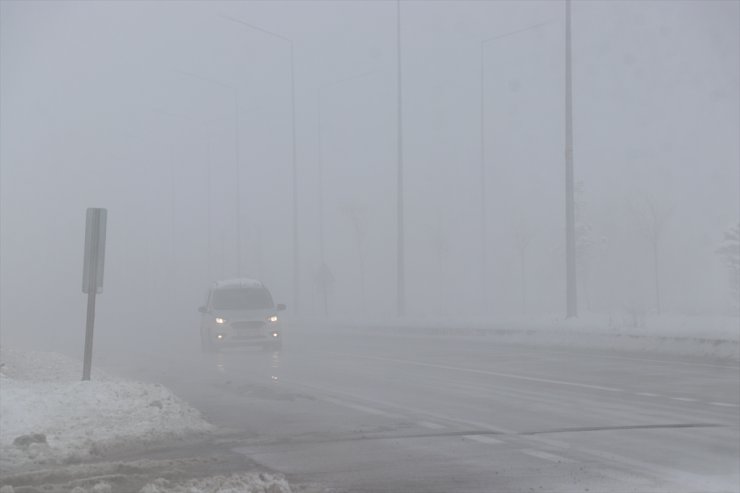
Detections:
289,42,300,315
82,290,97,381
565,0,578,318
479,22,551,317
217,14,300,312
480,41,488,312
318,90,328,318
169,71,244,279
205,122,213,281
396,0,406,318
234,89,243,277
82,209,102,381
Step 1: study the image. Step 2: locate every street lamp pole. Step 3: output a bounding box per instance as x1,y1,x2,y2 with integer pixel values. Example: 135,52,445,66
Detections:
317,89,327,317
479,21,550,315
479,40,487,312
317,70,376,318
172,69,244,277
152,109,215,282
219,14,301,314
233,88,243,277
396,0,406,318
564,0,577,318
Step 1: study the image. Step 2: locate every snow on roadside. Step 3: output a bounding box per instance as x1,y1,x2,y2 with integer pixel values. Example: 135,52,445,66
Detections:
0,348,213,472
321,313,740,360
139,473,291,493
0,472,292,493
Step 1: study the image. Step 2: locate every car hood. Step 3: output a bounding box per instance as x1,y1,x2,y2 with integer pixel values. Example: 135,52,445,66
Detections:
211,308,275,322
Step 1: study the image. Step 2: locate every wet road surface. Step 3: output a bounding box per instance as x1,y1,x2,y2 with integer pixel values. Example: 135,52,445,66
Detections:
110,327,740,493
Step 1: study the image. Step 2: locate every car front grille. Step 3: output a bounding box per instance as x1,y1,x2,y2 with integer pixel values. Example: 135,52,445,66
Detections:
232,321,265,330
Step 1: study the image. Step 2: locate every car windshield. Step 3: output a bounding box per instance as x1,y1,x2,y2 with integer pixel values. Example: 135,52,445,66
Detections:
211,288,274,310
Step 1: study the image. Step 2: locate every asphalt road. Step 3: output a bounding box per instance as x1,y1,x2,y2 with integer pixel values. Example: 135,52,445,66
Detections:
120,327,740,493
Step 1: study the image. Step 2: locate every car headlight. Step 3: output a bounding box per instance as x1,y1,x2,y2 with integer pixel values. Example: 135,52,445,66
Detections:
267,315,278,323
215,317,226,324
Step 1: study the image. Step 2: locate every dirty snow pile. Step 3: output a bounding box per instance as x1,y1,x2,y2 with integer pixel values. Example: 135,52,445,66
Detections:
139,473,292,493
0,472,292,493
0,348,213,471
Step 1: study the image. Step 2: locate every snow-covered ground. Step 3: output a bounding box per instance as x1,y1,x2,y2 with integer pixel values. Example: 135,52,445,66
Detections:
0,349,213,472
319,313,740,360
0,349,296,492
138,473,291,493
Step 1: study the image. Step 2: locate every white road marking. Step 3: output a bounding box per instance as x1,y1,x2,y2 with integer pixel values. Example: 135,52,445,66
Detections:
598,467,656,486
285,378,520,434
523,436,571,449
636,392,660,397
540,349,740,371
418,421,446,430
464,434,504,445
324,397,399,418
521,449,574,463
670,397,698,402
710,401,740,408
338,353,625,393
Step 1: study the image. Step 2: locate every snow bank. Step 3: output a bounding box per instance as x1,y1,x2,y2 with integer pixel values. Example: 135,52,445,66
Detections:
318,313,740,360
0,472,291,493
139,473,291,493
0,349,213,472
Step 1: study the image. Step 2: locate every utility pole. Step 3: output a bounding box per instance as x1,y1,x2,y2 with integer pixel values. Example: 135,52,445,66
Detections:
233,89,243,277
396,0,406,318
172,69,244,278
565,0,578,318
480,21,549,316
480,41,488,312
318,91,328,317
219,14,300,313
289,43,300,315
316,70,375,318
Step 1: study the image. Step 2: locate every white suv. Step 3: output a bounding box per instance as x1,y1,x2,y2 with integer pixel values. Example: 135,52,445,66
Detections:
198,278,285,352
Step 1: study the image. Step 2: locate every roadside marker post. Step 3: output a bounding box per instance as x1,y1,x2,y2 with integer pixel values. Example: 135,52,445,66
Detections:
82,208,107,381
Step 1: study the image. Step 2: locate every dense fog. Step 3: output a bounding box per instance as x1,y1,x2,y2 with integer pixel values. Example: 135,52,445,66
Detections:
1,0,738,356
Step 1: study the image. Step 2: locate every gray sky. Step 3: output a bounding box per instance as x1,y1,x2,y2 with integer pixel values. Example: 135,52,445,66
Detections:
1,1,738,354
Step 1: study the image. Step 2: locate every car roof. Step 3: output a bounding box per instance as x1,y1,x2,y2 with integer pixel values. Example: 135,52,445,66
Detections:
211,278,264,290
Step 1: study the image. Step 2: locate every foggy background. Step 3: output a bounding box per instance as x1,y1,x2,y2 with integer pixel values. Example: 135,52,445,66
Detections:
1,0,738,356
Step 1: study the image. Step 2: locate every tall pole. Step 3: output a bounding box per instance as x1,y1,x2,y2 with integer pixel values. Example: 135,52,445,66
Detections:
234,89,243,277
565,0,578,318
171,69,244,278
316,71,375,319
318,90,328,318
205,122,213,281
479,41,488,313
218,14,300,313
152,109,217,283
289,43,300,315
479,22,550,316
396,0,406,318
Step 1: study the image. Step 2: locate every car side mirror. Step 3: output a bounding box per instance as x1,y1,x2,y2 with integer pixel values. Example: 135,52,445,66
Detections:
198,306,207,314
276,304,286,312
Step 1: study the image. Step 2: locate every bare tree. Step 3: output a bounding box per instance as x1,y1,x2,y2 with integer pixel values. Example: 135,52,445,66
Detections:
716,223,740,313
631,196,671,316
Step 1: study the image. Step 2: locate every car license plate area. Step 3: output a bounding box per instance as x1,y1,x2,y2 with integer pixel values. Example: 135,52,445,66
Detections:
234,329,261,340
232,321,265,340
